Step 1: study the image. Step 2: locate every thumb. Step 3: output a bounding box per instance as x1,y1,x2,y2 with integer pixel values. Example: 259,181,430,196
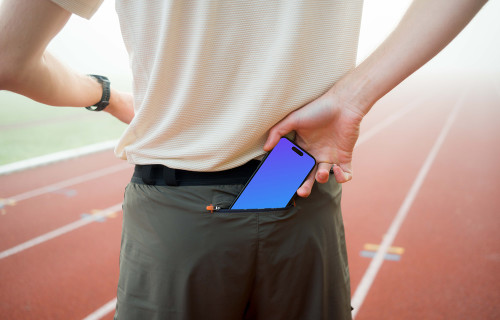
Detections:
264,114,297,151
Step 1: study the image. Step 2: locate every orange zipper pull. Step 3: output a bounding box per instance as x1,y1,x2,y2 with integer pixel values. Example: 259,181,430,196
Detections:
206,204,222,213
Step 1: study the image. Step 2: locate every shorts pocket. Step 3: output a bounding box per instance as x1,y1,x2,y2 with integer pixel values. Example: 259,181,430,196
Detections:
206,203,295,214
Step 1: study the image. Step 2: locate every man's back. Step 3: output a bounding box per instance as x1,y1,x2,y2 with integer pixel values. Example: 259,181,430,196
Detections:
111,0,363,171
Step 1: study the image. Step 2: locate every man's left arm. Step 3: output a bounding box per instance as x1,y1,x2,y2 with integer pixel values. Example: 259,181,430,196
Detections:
0,0,133,124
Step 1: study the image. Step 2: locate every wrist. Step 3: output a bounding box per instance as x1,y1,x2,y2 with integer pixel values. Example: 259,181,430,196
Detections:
329,51,396,118
86,74,110,111
104,87,120,115
327,75,372,121
104,88,135,124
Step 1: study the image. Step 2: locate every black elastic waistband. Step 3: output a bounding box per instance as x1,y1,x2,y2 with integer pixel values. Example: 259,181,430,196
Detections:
132,160,260,186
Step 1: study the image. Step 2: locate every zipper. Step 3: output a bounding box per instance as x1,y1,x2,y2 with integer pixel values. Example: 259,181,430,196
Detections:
205,203,294,213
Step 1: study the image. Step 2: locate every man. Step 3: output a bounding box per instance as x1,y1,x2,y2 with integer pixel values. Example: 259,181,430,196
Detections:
0,0,487,319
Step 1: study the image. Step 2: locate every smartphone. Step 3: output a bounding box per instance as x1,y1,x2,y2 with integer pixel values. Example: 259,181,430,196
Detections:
230,137,316,210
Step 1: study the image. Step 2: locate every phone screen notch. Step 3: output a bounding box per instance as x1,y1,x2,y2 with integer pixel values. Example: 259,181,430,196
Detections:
292,146,303,156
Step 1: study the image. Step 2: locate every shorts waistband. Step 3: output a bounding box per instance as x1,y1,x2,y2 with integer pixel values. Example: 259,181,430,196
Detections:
132,160,260,186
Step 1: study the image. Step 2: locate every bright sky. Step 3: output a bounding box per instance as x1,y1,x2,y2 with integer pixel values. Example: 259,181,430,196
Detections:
12,0,500,90
356,0,500,76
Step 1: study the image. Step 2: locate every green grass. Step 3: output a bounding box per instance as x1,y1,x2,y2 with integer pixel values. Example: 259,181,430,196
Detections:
0,91,127,165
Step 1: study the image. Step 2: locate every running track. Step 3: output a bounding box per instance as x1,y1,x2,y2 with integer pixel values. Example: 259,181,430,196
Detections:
1,75,499,319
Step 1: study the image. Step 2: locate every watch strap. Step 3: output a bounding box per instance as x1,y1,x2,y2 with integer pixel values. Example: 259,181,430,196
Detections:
86,74,110,111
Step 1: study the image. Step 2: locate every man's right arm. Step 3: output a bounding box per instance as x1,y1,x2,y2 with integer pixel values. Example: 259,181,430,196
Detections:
0,0,133,124
265,0,488,196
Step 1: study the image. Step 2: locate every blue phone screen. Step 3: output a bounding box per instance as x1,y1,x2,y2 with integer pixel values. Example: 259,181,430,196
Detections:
231,138,316,210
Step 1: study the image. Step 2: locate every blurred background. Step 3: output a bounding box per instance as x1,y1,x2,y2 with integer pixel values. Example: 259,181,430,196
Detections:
1,0,499,165
0,1,499,319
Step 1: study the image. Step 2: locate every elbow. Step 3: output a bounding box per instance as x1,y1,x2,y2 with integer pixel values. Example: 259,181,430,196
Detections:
0,54,22,91
0,46,32,91
0,60,13,91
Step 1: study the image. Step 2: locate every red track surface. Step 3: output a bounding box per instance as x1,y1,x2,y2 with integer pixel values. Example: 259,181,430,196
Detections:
1,75,499,319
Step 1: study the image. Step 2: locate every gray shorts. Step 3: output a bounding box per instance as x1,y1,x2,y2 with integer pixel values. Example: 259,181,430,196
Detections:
114,175,351,320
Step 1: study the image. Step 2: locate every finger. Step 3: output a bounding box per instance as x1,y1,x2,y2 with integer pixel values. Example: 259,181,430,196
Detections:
315,162,332,184
263,115,296,151
297,167,316,198
332,163,353,183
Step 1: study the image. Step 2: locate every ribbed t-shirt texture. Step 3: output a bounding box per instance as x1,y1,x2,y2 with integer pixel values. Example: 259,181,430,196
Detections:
51,0,364,171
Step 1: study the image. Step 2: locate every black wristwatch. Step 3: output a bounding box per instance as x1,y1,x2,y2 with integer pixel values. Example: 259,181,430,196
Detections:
86,74,110,111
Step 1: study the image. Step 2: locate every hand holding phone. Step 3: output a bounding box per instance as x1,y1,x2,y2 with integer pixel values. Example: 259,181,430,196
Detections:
230,137,316,210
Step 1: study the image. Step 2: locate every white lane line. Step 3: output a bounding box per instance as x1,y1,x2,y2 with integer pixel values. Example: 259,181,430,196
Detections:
356,96,426,147
0,140,118,176
351,93,466,319
0,203,122,260
83,298,117,320
3,162,131,203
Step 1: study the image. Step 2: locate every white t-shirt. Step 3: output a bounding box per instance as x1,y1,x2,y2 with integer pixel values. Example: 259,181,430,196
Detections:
52,0,363,171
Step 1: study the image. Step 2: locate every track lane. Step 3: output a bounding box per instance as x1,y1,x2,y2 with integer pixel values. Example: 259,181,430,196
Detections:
0,169,131,251
0,213,123,320
350,80,500,319
0,203,122,260
1,76,498,319
343,85,460,296
0,150,125,197
0,78,429,260
81,76,450,320
354,81,500,319
352,90,466,317
5,163,130,203
0,151,130,319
